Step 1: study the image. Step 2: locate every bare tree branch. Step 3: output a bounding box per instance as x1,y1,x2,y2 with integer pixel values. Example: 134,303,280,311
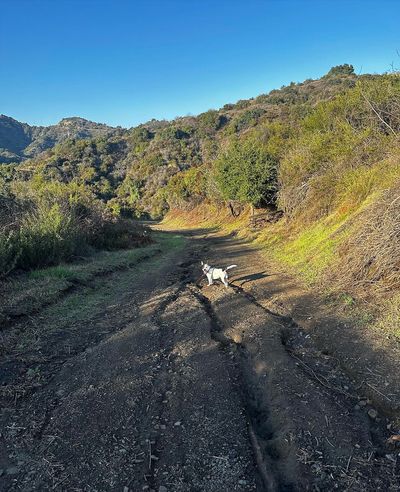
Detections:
360,90,397,135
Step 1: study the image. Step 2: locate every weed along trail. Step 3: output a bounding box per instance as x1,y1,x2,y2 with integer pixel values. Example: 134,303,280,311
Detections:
1,229,399,491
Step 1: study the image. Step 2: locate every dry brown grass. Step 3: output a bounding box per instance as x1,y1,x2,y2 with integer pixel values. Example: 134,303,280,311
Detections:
329,183,400,297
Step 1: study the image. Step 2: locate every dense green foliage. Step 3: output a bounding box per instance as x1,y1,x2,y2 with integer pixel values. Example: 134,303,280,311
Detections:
214,136,277,206
0,179,149,276
1,65,360,217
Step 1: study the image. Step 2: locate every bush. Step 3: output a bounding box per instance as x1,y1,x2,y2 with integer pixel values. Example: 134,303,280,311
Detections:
17,203,80,269
214,135,278,207
163,167,207,209
227,108,265,133
324,64,355,78
197,110,228,136
0,230,20,277
0,178,151,276
0,193,23,276
95,219,151,250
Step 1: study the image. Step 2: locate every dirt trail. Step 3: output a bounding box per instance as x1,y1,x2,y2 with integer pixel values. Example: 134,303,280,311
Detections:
1,228,399,491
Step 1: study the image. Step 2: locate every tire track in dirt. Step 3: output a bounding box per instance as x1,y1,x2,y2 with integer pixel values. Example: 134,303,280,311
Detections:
188,284,288,492
1,243,187,491
230,282,394,452
143,284,186,490
142,273,260,491
2,248,261,491
126,253,270,490
231,284,361,401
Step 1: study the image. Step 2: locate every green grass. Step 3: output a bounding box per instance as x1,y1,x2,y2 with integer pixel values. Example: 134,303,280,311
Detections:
40,232,186,325
268,215,348,283
3,231,187,360
30,265,77,281
2,232,186,322
28,233,185,282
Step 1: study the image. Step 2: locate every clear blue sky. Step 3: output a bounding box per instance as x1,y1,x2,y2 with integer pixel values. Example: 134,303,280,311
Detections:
1,0,399,128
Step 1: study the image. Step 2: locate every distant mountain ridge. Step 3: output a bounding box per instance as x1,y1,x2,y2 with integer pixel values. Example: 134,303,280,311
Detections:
0,115,117,163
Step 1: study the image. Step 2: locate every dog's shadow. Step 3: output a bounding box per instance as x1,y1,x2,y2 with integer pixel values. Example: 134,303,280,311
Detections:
232,271,270,286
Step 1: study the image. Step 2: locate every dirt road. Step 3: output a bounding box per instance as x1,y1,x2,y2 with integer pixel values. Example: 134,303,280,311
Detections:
1,229,399,491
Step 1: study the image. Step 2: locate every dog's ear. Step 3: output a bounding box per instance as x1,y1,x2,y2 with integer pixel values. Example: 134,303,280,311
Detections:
201,261,204,265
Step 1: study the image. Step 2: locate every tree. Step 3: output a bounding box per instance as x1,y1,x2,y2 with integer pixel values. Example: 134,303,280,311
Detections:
214,135,277,207
197,110,227,136
325,64,355,78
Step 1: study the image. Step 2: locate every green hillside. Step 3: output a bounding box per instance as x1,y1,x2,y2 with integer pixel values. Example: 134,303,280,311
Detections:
3,65,358,216
1,64,400,312
0,115,117,163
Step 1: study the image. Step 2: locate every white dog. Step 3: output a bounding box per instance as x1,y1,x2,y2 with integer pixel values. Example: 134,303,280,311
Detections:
201,261,237,288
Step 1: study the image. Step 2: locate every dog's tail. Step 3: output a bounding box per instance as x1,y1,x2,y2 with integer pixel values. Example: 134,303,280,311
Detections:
225,264,237,271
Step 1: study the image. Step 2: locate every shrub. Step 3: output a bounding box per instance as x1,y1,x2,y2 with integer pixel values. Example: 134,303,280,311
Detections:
0,193,23,276
214,134,278,207
95,219,151,250
0,230,20,277
324,64,355,78
17,203,79,269
228,108,265,133
163,167,207,209
197,110,227,136
0,178,151,276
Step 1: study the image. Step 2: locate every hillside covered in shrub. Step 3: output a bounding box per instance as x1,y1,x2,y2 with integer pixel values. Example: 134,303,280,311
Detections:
2,64,359,215
1,63,400,304
0,115,118,164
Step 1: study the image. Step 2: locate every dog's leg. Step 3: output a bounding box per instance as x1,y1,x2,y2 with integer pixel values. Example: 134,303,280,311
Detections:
207,273,213,286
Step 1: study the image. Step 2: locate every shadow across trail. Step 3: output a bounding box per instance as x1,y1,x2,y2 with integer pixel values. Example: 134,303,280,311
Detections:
233,271,271,286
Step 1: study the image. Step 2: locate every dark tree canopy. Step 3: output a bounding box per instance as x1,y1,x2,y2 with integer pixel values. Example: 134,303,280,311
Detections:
325,64,355,78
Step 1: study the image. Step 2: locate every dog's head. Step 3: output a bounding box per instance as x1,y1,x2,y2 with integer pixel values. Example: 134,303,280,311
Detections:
201,261,211,274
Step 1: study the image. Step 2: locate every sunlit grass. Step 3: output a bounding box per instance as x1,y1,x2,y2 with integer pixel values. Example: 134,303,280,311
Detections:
270,215,348,283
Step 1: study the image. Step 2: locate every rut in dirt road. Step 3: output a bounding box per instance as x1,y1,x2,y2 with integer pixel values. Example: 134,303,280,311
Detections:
188,284,293,492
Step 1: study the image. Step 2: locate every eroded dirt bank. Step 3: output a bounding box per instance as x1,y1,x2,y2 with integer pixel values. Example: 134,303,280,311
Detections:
1,228,399,491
